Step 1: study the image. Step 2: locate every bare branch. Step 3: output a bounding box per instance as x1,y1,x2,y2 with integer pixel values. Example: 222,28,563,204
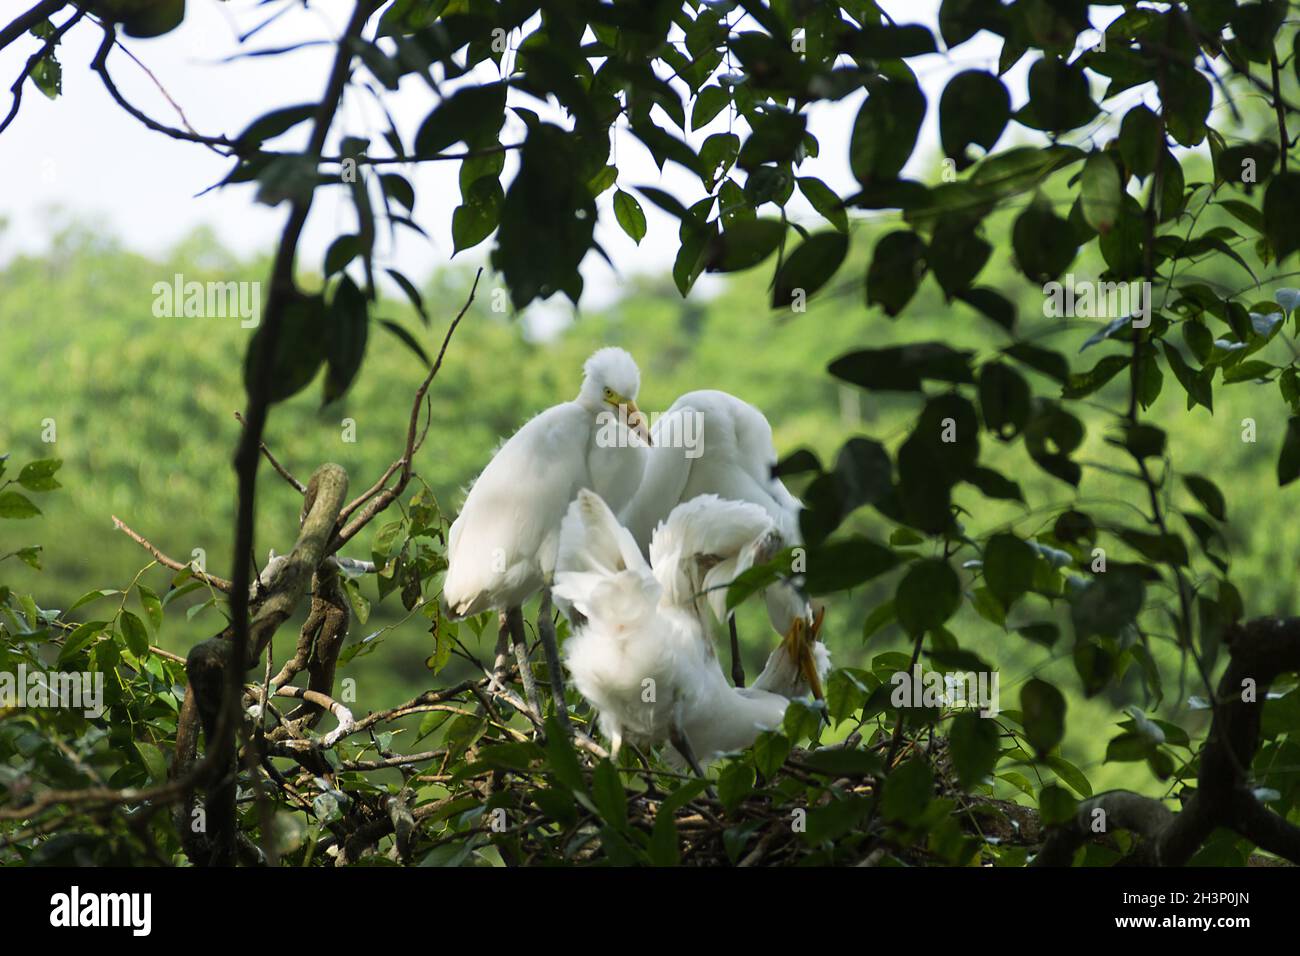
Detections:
234,411,306,494
329,266,482,552
111,514,233,592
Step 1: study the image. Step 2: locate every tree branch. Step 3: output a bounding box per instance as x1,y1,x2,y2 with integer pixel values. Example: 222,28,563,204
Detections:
328,266,482,552
0,0,66,54
1036,616,1300,866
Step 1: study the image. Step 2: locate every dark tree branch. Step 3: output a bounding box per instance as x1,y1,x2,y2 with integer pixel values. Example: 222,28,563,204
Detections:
1036,616,1300,866
205,0,379,865
0,6,83,137
0,0,66,54
90,25,235,152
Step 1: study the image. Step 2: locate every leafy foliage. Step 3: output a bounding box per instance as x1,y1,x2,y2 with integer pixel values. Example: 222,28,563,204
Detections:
4,0,1300,867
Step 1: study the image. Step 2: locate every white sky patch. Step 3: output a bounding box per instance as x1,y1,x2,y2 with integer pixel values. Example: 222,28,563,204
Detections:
0,0,1108,315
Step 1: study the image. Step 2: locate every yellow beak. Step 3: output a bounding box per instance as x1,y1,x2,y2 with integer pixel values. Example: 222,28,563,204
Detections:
619,398,652,446
784,606,826,703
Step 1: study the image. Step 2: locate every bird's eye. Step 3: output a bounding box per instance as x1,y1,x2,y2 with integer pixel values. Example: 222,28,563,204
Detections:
603,387,614,399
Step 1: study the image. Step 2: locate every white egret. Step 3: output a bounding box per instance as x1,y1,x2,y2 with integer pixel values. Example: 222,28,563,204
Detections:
441,347,651,725
617,389,825,696
554,489,829,773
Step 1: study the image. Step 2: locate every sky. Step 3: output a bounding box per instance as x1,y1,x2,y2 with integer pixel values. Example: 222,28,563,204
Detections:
0,0,1086,314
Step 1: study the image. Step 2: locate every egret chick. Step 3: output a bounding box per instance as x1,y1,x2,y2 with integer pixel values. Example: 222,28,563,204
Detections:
441,348,651,727
555,490,829,774
618,389,825,696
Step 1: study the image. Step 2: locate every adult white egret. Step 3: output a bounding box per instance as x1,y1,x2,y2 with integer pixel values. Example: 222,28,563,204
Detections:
441,347,651,725
617,389,824,696
554,489,829,772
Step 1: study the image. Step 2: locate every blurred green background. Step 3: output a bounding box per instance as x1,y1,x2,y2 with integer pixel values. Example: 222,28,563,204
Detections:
2,181,1296,798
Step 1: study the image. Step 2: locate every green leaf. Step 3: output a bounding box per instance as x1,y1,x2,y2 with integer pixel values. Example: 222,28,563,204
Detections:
983,533,1035,607
1016,622,1059,648
796,177,847,232
244,290,326,403
384,268,428,326
17,458,62,491
1012,199,1076,282
58,620,106,665
850,78,926,183
451,177,503,254
717,761,755,813
1163,342,1213,412
31,51,60,100
1016,57,1097,131
1183,474,1226,521
1080,152,1122,234
543,717,586,794
136,742,168,783
235,103,316,147
1070,568,1145,638
137,585,163,632
770,232,848,309
978,361,1031,439
804,538,898,594
0,491,40,519
939,70,1009,168
881,757,933,824
929,217,991,295
414,82,506,157
491,124,596,308
1119,529,1189,566
323,277,369,404
1279,416,1300,486
751,731,791,778
590,760,627,827
1118,104,1160,178
1038,784,1077,826
701,131,741,184
830,342,973,393
1159,62,1211,147
1020,678,1065,757
862,600,896,643
378,319,430,366
1046,755,1092,798
803,795,872,844
1267,174,1300,264
866,230,927,316
895,559,960,636
323,234,361,276
612,189,647,245
119,610,151,657
690,84,729,130
705,219,785,273
949,712,999,788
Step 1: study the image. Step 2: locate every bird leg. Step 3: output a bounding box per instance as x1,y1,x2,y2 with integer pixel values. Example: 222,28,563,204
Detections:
537,589,573,735
669,722,716,800
506,606,542,723
729,616,746,688
490,612,511,693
